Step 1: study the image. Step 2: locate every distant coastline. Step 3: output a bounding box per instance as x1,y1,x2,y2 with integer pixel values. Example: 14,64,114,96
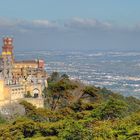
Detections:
14,50,140,98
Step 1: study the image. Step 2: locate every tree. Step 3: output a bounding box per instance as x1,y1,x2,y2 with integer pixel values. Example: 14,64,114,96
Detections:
20,101,37,119
58,119,93,140
83,86,99,96
81,86,100,102
47,79,77,110
92,97,128,120
0,114,6,124
61,74,69,79
48,72,60,83
42,87,47,98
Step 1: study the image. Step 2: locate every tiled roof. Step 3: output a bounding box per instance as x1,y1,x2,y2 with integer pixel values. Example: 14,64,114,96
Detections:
14,60,38,64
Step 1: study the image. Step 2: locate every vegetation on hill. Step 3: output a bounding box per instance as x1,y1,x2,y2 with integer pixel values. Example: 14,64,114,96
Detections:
0,72,140,140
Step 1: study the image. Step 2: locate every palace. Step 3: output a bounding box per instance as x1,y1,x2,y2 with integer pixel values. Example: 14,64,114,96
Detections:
0,37,48,108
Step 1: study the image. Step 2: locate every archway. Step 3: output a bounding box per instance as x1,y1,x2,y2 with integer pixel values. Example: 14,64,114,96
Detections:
33,88,40,98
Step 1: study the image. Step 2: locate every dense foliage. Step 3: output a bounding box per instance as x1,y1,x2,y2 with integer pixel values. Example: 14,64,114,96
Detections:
0,72,140,140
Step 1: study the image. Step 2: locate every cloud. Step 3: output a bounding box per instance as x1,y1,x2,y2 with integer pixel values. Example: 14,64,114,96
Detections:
32,20,57,28
0,17,114,32
0,18,58,33
0,18,23,27
64,17,113,30
0,17,140,51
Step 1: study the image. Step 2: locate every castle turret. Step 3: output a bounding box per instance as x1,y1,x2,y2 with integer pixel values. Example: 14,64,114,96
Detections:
1,37,14,84
2,37,14,59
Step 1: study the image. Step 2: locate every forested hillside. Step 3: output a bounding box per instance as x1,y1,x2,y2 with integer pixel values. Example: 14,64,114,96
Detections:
0,72,140,140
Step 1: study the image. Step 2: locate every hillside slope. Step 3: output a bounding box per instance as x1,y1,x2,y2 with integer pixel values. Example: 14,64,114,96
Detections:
0,72,140,140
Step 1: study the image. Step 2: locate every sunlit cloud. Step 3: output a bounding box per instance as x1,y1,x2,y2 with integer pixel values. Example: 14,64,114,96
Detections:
64,17,113,30
0,18,58,33
32,20,58,28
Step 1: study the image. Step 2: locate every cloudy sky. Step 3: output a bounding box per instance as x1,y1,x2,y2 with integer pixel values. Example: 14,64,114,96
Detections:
0,0,140,51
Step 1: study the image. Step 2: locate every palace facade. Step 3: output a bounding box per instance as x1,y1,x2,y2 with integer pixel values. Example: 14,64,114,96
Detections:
0,37,48,108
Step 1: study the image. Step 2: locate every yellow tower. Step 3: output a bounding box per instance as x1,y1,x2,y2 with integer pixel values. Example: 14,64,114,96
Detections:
0,79,5,100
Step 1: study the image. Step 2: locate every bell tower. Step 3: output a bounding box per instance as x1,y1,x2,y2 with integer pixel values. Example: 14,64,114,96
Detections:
1,37,14,84
2,37,14,59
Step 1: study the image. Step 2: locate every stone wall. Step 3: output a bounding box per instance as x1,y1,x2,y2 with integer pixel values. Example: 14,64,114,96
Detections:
23,98,44,108
0,100,10,107
0,98,44,109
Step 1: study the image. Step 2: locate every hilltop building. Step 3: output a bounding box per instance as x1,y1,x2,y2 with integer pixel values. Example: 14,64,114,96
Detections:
0,37,48,108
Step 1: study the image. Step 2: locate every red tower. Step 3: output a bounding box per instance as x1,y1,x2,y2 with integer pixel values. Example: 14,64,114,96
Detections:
1,37,14,83
2,37,14,57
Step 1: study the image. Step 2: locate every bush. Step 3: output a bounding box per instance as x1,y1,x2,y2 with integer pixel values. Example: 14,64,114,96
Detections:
58,118,93,140
92,97,128,120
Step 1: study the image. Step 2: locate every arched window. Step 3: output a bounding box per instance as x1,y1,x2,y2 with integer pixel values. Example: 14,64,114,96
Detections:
33,88,40,98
